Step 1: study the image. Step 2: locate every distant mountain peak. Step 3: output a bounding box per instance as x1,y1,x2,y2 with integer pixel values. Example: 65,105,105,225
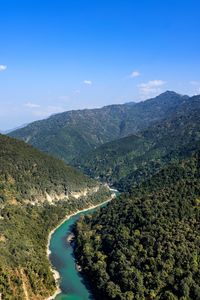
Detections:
158,90,189,98
161,90,179,95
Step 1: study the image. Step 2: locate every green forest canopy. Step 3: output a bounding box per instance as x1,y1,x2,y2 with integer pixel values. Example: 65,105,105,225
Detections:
75,152,200,300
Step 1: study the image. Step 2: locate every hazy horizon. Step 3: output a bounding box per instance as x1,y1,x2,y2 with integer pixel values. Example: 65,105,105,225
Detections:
1,0,200,130
1,90,194,132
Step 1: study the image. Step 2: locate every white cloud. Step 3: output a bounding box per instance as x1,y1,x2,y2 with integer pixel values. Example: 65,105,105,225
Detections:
33,106,65,117
0,65,7,71
130,70,140,78
24,101,65,118
83,80,92,85
138,80,166,98
24,102,41,108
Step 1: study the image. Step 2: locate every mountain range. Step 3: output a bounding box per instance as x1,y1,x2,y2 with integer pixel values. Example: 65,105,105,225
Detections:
9,91,200,191
2,90,200,299
75,94,200,190
9,91,188,163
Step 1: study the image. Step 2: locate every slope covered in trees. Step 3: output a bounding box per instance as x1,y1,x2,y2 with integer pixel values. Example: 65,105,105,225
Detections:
0,134,111,299
0,134,97,204
4,92,200,300
9,91,187,163
75,152,200,300
75,95,200,191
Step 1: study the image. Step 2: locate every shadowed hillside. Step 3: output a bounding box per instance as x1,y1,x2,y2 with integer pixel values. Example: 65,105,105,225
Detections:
75,95,200,190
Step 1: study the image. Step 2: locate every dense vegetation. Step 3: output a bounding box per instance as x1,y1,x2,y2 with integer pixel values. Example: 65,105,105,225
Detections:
0,187,111,299
0,134,96,204
75,152,200,300
4,91,200,300
0,134,111,299
75,95,200,191
9,91,187,162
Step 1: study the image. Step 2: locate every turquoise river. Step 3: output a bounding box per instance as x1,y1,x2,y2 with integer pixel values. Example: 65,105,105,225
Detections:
49,193,118,300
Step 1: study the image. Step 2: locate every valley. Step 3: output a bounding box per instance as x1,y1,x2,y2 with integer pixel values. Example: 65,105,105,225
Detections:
1,2,200,300
48,191,117,300
1,91,200,300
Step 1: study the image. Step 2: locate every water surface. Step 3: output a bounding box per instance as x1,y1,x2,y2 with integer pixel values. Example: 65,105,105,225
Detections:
49,200,114,300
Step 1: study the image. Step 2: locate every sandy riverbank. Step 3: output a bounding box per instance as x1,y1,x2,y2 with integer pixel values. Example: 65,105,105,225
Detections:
46,192,116,300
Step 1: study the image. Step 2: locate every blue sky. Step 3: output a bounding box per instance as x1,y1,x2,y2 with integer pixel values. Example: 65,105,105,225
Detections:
0,0,200,130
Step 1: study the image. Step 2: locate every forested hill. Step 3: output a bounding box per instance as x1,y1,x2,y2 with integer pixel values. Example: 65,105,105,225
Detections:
75,95,200,190
0,134,98,204
9,91,187,162
0,134,111,299
75,152,200,300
